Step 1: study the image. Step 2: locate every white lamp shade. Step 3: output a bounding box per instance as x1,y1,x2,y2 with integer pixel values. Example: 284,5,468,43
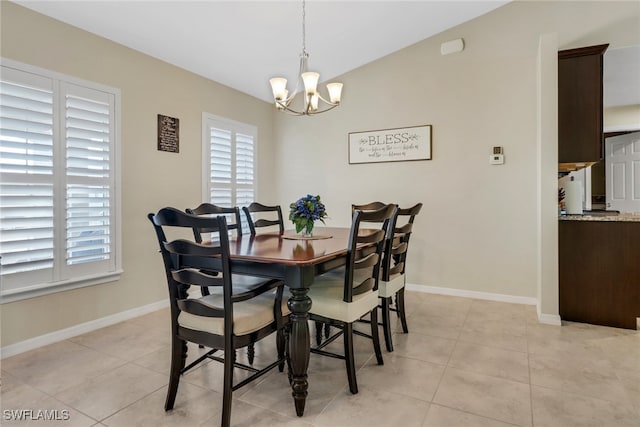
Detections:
310,93,319,111
326,82,343,104
301,72,319,95
269,77,288,100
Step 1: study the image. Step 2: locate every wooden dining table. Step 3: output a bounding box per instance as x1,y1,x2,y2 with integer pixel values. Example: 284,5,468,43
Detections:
214,226,358,417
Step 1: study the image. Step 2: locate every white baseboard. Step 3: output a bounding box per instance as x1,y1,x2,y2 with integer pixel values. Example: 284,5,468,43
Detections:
536,312,562,325
1,299,169,359
406,283,538,306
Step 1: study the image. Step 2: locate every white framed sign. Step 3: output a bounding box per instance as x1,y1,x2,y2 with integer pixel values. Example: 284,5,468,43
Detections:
348,125,432,164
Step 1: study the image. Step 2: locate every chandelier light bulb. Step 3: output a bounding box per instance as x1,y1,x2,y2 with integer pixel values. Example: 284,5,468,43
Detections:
269,77,288,100
326,82,343,104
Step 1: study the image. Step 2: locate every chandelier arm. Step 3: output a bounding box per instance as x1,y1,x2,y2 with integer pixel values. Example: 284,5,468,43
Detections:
314,93,340,107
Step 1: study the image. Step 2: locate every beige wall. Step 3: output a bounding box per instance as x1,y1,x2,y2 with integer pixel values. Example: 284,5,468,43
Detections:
272,1,639,300
604,105,640,129
2,1,640,348
0,2,276,346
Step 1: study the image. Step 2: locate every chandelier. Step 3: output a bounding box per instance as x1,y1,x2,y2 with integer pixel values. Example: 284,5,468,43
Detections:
269,0,343,116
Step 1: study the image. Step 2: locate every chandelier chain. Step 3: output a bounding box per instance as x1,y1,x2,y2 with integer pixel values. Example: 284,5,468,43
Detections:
301,0,307,56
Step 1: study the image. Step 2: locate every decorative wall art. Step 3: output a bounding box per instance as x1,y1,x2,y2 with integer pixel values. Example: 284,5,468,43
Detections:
157,114,179,153
348,125,432,164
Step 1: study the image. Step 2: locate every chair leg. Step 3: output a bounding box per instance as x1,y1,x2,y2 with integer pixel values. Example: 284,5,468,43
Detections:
397,288,409,333
277,328,285,372
164,337,187,411
221,347,234,427
324,322,331,339
370,309,384,366
381,297,394,352
343,323,358,394
315,320,324,345
247,342,255,365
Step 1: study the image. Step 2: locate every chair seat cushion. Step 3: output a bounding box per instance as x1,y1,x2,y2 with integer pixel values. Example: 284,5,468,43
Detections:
378,274,405,298
308,274,379,323
315,268,405,298
179,290,290,336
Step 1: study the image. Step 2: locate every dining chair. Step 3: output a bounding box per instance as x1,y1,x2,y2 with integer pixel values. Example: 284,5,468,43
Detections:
242,202,285,235
351,202,422,352
185,203,243,297
186,203,261,360
379,203,422,351
186,203,243,242
308,203,397,394
148,207,289,427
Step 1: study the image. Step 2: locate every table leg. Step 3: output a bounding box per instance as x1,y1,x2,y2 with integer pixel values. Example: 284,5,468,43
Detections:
287,287,311,417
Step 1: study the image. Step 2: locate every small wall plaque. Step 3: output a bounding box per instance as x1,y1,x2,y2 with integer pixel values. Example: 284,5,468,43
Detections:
157,114,179,153
348,125,432,164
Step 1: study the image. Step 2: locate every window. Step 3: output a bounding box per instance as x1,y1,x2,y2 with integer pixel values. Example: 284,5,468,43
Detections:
0,60,121,302
202,113,256,210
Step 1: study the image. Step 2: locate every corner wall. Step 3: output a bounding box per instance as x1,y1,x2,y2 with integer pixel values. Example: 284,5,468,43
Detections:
0,2,276,348
271,1,640,314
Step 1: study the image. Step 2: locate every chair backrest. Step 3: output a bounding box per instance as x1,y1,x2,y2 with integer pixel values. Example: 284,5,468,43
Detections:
389,203,422,279
351,201,386,215
242,202,284,235
344,204,397,302
148,208,233,326
186,203,242,242
351,202,422,282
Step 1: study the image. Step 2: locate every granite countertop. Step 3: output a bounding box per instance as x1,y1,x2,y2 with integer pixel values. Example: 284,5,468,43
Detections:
559,213,640,222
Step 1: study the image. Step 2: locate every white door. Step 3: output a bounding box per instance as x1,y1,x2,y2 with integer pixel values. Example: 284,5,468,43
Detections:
605,131,640,213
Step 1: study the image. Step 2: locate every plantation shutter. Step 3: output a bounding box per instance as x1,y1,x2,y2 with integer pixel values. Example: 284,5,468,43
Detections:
209,127,233,206
0,69,55,282
0,62,120,301
205,116,256,208
64,83,113,267
235,132,255,208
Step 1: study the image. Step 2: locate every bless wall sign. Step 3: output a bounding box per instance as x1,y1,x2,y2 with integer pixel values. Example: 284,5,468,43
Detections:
348,125,432,164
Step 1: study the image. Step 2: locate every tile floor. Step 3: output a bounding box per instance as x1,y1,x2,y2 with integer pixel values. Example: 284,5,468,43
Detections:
2,292,639,426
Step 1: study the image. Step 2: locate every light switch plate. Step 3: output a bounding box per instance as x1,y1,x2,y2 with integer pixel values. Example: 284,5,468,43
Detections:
489,154,504,165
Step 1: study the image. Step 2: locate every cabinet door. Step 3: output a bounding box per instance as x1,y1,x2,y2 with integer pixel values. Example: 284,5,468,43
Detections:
558,45,608,163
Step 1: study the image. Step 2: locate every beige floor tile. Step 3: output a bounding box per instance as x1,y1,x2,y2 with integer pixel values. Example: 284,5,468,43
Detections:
223,398,314,427
433,367,532,427
529,351,630,404
423,404,518,427
68,320,171,362
6,295,639,427
526,325,610,361
180,356,268,398
589,333,640,373
358,354,445,402
132,342,215,375
404,313,465,340
615,368,640,416
314,387,430,427
531,385,640,427
102,381,221,427
2,341,127,396
412,294,473,320
1,372,97,427
448,341,529,384
239,370,345,421
458,326,528,353
55,363,167,421
391,332,456,365
466,300,532,323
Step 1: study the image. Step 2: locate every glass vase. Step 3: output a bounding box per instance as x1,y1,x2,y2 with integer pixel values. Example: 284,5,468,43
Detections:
301,222,314,238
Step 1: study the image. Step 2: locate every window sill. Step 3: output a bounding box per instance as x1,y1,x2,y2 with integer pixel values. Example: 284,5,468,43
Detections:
0,270,123,304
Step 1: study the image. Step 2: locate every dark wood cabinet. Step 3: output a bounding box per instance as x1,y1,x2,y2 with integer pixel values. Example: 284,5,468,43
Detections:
558,44,608,163
559,220,640,329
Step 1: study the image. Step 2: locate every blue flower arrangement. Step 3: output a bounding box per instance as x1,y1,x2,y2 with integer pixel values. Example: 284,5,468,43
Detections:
289,194,328,236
